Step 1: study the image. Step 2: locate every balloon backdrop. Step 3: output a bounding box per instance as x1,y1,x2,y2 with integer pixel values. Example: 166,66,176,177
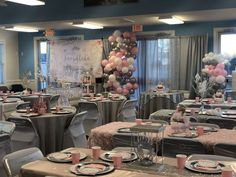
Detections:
101,30,139,97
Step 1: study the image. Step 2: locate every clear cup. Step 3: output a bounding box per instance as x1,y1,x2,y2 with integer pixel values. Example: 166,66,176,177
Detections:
176,154,187,169
92,146,101,160
195,97,200,103
71,152,80,165
26,107,31,114
56,106,60,112
227,97,232,103
112,154,122,169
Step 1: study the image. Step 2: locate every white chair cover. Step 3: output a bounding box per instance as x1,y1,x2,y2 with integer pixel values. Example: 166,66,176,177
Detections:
63,111,87,148
78,102,102,136
2,147,43,177
7,117,39,152
117,99,138,122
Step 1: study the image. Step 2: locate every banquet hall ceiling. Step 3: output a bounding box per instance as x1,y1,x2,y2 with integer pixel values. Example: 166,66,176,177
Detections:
1,0,236,30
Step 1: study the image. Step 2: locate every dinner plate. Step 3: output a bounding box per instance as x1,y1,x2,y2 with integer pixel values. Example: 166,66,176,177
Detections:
185,160,225,174
17,109,33,113
47,151,87,163
169,132,198,138
221,114,236,119
3,100,17,103
117,127,132,133
51,110,72,114
21,113,39,117
70,162,114,176
189,126,218,132
222,110,236,115
100,151,138,162
50,107,63,111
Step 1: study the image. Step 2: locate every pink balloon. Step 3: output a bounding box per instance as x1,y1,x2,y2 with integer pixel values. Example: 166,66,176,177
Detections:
123,88,129,95
108,35,116,42
109,51,116,56
126,83,133,90
116,87,122,94
107,80,113,87
131,47,138,55
221,70,227,77
208,69,214,75
122,60,129,67
120,49,127,55
216,63,225,69
123,32,130,38
133,83,138,89
130,36,137,41
109,62,115,69
213,68,221,76
101,59,108,67
116,52,123,58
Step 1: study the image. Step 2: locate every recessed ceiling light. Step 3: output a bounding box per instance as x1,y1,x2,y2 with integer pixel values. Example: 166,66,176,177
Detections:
158,16,184,25
72,22,103,29
5,0,45,6
5,26,39,32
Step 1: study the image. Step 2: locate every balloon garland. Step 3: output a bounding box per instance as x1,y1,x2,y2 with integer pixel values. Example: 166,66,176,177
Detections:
101,30,139,97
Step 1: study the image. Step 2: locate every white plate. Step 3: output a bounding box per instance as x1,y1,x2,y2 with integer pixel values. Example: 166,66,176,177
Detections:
221,114,236,119
185,160,225,174
70,162,114,176
222,110,236,115
100,151,138,162
21,113,39,117
47,151,87,163
117,127,131,133
51,110,72,114
169,132,198,138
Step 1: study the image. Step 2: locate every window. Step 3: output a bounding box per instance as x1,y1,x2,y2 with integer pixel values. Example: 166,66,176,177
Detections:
0,42,5,84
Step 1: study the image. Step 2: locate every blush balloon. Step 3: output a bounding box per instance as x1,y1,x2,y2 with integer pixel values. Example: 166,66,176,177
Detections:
101,60,108,67
116,87,123,94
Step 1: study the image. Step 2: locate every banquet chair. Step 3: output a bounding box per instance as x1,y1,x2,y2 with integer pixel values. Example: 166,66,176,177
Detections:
0,121,15,136
0,134,11,177
2,147,44,177
15,102,31,110
7,117,39,152
117,99,138,122
206,117,236,129
77,102,102,136
213,143,236,158
49,94,60,108
161,137,206,157
63,111,88,148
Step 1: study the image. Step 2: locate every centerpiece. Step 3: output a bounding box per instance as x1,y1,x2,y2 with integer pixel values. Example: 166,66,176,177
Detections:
193,52,228,100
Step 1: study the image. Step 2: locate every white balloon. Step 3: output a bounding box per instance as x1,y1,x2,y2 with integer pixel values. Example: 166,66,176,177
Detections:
122,67,129,74
109,56,116,63
127,57,134,65
105,64,112,72
215,75,225,84
114,57,122,65
109,74,116,82
128,65,134,70
116,37,123,43
113,30,121,37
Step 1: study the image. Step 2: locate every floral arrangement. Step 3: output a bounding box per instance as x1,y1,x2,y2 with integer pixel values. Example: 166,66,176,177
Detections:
194,52,228,98
22,70,32,89
101,30,138,97
33,96,47,114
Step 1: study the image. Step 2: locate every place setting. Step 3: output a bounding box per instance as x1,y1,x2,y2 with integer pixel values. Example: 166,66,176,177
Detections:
51,106,72,114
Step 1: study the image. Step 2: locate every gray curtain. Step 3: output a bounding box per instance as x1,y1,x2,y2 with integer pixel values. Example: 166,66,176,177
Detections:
179,35,208,98
135,35,208,98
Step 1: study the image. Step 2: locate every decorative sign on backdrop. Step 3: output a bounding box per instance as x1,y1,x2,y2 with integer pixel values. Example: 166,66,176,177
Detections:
50,39,103,83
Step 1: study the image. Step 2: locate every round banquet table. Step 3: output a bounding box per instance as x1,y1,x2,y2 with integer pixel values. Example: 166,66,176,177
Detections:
21,94,52,110
79,97,126,124
139,91,185,119
10,106,76,155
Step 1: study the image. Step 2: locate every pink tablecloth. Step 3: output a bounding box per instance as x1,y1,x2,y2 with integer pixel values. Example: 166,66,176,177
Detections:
88,122,236,151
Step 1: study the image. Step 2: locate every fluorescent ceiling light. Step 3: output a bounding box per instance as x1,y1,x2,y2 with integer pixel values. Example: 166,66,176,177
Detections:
158,16,184,25
5,26,39,32
5,0,45,6
72,22,103,29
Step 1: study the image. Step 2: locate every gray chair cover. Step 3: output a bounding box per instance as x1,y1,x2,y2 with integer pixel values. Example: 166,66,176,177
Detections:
162,137,206,157
78,102,102,136
117,99,137,122
0,134,11,177
2,147,43,177
207,117,236,129
0,121,15,136
49,94,60,108
7,117,39,152
15,102,31,110
63,111,88,148
213,143,236,158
